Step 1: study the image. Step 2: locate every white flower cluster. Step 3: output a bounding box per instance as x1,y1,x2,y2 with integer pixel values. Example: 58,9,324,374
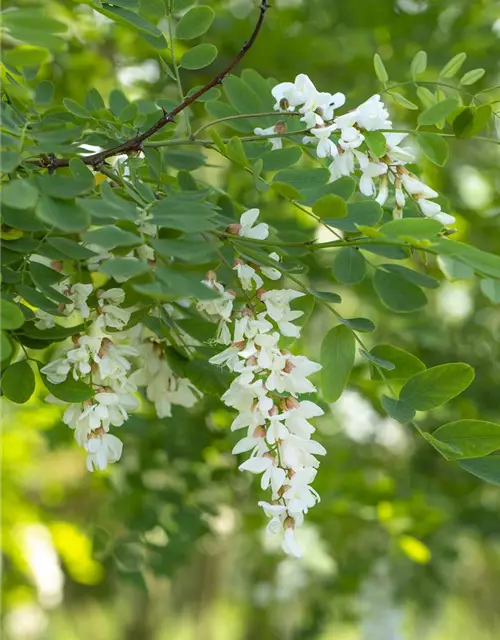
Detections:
41,287,138,472
129,336,201,419
205,210,326,558
255,73,454,226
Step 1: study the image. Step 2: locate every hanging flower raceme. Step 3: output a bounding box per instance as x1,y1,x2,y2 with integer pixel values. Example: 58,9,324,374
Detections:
41,284,138,472
268,74,455,226
209,209,325,558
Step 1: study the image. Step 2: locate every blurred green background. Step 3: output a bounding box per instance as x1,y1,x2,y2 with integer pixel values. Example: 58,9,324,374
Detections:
2,0,500,638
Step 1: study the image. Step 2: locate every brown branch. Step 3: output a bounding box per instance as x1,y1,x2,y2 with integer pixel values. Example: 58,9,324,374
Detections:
37,1,270,172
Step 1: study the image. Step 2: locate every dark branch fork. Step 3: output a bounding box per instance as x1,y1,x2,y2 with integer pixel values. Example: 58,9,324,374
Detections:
39,1,270,172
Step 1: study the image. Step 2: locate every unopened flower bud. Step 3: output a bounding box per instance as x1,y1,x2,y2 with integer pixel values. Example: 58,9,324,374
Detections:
285,397,300,411
50,261,63,272
256,288,267,299
269,405,279,417
278,484,291,497
227,223,242,235
274,122,286,135
253,426,267,438
205,270,217,282
246,356,258,366
71,334,81,345
283,515,295,530
263,451,275,461
232,340,246,349
283,360,295,373
233,258,244,267
279,98,289,111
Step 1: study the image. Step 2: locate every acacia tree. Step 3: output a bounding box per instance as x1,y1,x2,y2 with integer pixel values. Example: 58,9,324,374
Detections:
2,0,500,563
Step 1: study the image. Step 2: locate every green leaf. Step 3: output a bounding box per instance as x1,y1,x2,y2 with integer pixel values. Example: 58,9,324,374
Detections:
416,133,449,166
480,279,500,303
223,76,262,117
1,360,35,404
163,150,206,171
410,50,427,77
95,5,167,47
399,363,475,411
431,420,500,460
389,92,418,110
261,147,302,172
175,5,215,40
327,201,383,232
320,325,355,403
382,264,439,289
36,196,90,232
63,98,91,119
332,248,366,284
309,290,342,304
100,258,149,280
364,131,387,158
339,317,375,332
85,87,106,111
437,255,473,280
0,150,21,173
313,194,347,219
440,52,467,78
434,238,500,279
373,53,389,83
373,269,427,313
457,456,500,486
274,168,329,192
418,98,458,126
460,68,485,86
1,298,25,330
359,349,395,370
416,86,436,109
381,395,415,423
370,344,426,381
1,332,13,362
82,226,141,249
379,217,443,240
180,44,218,70
2,180,39,210
40,369,94,403
453,105,491,139
225,136,248,167
46,237,98,261
151,238,220,261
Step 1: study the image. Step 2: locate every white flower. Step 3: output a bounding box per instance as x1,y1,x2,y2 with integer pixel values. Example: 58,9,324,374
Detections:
305,124,338,159
239,454,287,494
355,94,391,131
234,262,264,291
41,358,70,384
375,175,389,206
282,526,302,558
85,432,123,472
400,174,438,199
385,132,415,164
67,283,93,318
359,162,388,197
338,126,365,151
261,289,304,337
284,400,324,439
238,209,269,240
97,288,130,330
254,126,283,151
34,309,56,330
197,281,234,321
261,253,282,281
417,199,455,225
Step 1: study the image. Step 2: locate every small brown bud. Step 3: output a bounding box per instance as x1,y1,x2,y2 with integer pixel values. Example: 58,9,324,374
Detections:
246,356,258,367
286,397,300,411
279,98,289,111
226,289,237,297
58,303,66,313
283,360,295,374
71,334,81,345
242,307,253,317
205,270,217,282
283,516,295,530
253,426,267,438
263,451,275,461
269,405,279,417
231,340,246,349
278,484,291,497
227,223,242,235
256,288,267,300
50,260,63,272
274,122,286,135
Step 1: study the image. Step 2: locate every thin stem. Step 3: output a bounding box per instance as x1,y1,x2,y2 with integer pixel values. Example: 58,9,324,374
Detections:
144,129,312,149
35,1,270,170
191,111,302,138
167,9,191,135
